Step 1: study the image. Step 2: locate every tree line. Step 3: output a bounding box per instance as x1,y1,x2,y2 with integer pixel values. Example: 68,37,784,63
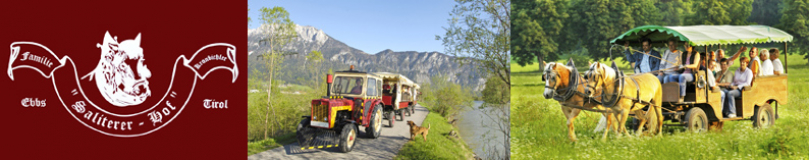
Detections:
512,0,809,70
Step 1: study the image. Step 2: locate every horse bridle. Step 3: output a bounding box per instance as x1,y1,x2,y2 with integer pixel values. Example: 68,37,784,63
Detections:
584,65,604,98
585,64,625,107
543,69,558,91
544,66,580,101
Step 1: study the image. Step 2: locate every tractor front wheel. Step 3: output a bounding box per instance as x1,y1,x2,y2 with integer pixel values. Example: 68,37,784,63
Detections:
296,118,314,145
339,123,357,153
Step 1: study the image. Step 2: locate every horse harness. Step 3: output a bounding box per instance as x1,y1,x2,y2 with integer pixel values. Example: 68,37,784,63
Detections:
545,67,592,102
545,66,606,112
588,65,656,110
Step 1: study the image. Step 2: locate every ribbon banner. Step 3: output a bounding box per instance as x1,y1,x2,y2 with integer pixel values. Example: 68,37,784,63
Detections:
8,41,237,137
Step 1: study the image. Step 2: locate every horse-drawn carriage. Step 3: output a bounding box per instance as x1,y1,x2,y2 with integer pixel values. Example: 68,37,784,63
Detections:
375,72,420,127
542,25,792,142
608,25,791,132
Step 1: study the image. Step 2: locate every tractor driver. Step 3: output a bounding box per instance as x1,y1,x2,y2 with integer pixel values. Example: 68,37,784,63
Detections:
350,78,363,94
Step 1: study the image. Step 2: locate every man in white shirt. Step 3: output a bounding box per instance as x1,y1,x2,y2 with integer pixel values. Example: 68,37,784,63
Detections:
770,48,784,75
658,39,681,83
759,50,774,76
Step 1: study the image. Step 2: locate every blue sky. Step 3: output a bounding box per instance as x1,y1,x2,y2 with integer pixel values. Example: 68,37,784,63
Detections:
248,0,456,54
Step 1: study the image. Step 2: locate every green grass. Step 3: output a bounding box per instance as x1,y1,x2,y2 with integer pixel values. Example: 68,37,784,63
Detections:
247,80,323,155
396,112,475,160
511,55,809,159
247,133,297,155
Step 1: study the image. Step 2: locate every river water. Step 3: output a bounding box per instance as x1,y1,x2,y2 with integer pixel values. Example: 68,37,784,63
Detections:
456,101,509,159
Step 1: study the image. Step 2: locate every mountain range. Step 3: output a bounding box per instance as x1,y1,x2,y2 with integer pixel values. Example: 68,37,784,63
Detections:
247,24,486,91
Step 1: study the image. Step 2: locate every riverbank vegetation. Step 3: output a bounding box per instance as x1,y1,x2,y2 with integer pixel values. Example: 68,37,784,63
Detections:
396,112,476,160
397,74,478,159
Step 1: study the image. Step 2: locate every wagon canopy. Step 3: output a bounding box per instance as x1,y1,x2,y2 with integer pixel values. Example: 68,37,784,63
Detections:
374,72,416,87
610,25,793,47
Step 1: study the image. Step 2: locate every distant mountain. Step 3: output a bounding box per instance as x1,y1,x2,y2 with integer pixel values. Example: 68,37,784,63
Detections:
247,24,486,91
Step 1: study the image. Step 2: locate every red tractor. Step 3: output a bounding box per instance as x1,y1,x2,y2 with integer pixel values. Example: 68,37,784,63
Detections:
296,66,385,152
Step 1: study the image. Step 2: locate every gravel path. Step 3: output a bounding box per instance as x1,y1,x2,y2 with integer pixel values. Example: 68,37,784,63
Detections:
248,105,429,160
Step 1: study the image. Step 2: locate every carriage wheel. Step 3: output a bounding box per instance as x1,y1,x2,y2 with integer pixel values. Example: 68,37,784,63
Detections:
397,109,405,121
387,110,394,127
753,103,775,128
684,107,708,132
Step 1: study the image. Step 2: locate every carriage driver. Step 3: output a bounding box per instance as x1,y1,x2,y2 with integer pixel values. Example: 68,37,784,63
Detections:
624,38,661,74
657,38,682,83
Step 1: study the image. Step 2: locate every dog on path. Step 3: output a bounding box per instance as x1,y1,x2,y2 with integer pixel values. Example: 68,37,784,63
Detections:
407,120,430,142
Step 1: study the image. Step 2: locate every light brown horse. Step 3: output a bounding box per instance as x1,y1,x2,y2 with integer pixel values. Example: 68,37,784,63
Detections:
583,62,664,136
542,61,619,141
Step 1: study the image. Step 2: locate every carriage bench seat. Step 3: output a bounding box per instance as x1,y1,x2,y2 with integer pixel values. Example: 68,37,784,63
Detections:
662,71,708,103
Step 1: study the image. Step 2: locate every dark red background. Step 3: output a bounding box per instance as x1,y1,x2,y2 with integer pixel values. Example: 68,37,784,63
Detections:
0,1,246,159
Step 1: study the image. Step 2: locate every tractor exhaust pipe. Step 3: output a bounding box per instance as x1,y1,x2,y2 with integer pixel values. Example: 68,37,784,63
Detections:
326,74,333,97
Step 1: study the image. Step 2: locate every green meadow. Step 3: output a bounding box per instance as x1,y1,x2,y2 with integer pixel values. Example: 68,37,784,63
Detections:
511,54,809,159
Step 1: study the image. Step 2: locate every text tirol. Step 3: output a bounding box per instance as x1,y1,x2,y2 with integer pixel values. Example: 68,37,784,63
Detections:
204,99,227,109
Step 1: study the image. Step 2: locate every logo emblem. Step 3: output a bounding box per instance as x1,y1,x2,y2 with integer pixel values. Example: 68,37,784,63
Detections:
8,31,238,137
87,32,152,106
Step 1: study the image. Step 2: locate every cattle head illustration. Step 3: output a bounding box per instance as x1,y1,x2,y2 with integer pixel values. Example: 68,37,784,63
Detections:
91,31,152,107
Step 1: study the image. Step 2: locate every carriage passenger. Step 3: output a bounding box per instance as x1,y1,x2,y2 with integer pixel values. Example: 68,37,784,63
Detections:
717,58,734,114
722,57,754,118
749,47,761,77
664,44,700,102
759,50,774,76
770,48,784,75
711,49,725,72
716,49,725,62
705,56,724,111
623,39,661,74
722,46,746,67
657,39,681,83
717,58,734,84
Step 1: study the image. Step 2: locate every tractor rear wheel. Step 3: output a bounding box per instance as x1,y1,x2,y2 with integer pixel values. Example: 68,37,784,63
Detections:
753,103,775,128
684,107,708,132
339,123,357,153
365,105,382,138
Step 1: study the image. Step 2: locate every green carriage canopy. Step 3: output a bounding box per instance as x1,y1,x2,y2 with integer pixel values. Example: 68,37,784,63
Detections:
610,25,793,47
